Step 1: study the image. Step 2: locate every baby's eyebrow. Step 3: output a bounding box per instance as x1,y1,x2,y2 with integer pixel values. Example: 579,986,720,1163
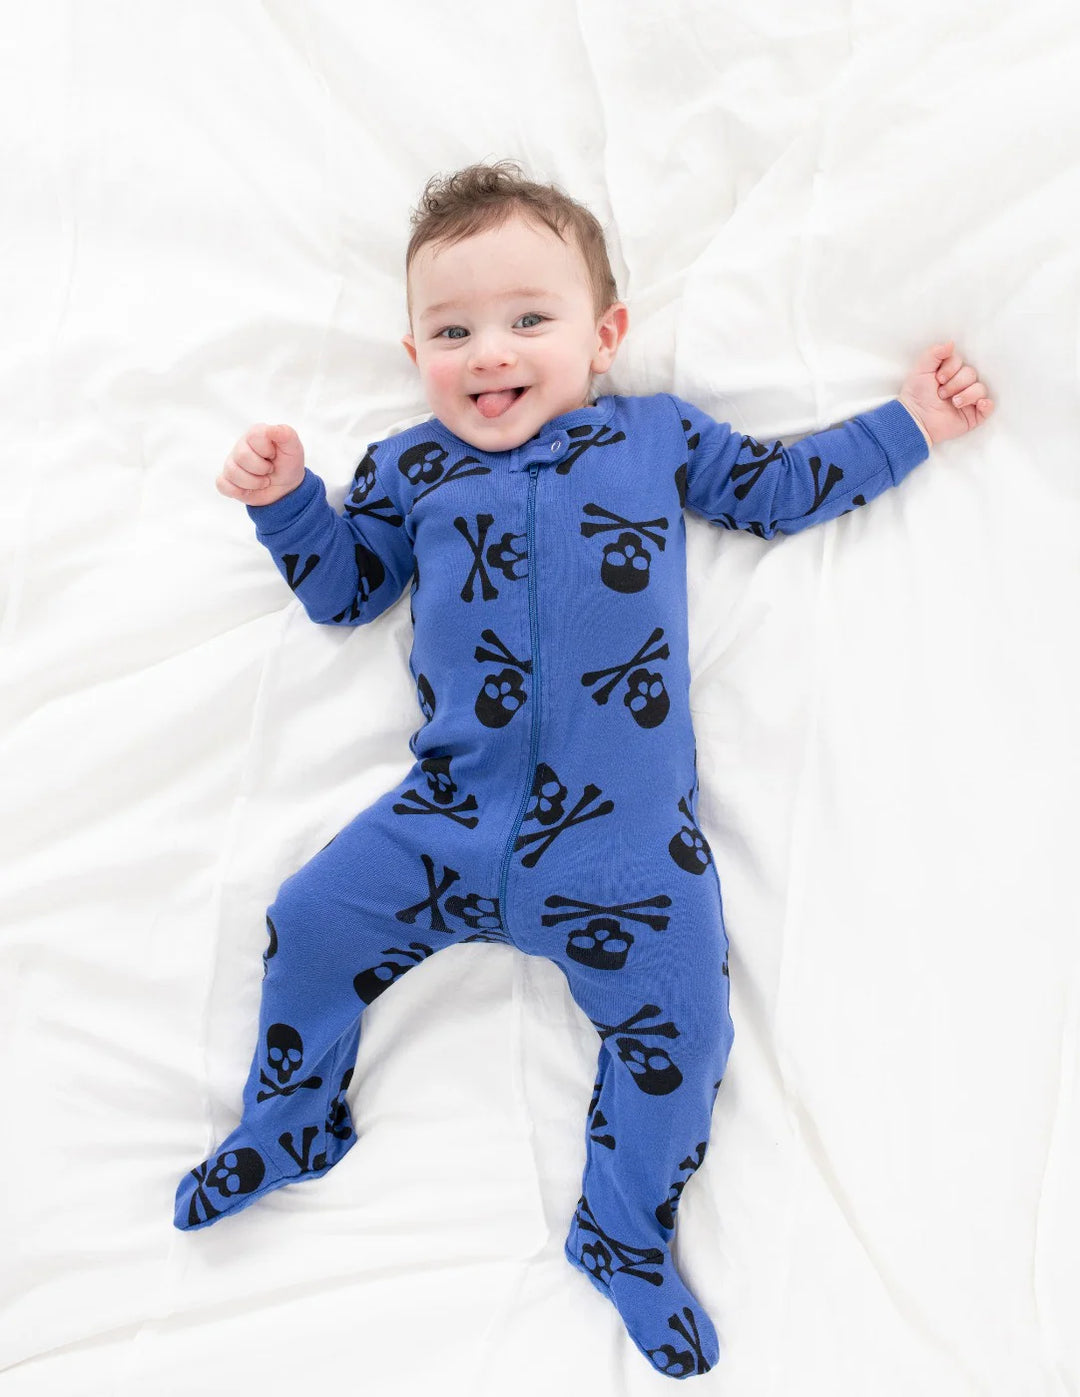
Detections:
419,286,558,322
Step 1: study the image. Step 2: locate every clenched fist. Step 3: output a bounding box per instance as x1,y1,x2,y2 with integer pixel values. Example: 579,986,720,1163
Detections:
898,342,994,446
217,423,306,506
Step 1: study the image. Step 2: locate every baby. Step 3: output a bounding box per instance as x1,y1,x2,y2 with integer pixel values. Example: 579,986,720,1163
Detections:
176,160,993,1380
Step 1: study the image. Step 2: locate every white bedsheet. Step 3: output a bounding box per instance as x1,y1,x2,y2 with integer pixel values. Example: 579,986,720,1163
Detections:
3,2,1078,1394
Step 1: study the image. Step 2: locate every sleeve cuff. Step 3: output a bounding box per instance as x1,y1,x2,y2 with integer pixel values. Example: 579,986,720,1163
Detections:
855,398,932,486
897,399,934,450
244,468,323,532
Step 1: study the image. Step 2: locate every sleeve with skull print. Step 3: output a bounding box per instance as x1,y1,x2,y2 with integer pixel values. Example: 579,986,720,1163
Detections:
668,394,930,539
245,441,413,626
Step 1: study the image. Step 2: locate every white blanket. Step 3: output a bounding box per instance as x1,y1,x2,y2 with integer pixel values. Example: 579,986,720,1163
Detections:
4,2,1078,1393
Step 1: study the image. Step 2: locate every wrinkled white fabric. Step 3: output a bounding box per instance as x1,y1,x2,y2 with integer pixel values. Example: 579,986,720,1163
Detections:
2,2,1078,1394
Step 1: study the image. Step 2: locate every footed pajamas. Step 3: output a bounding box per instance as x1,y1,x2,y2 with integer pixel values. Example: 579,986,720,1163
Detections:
175,392,929,1378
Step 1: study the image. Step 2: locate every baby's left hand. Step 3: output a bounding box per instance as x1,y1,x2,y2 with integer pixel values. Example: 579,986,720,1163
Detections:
899,341,995,446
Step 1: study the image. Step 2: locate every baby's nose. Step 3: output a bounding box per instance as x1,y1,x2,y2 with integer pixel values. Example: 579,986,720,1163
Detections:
468,330,516,370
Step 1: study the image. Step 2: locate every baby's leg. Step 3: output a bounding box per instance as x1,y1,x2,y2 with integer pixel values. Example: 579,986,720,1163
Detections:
175,792,495,1231
557,925,733,1379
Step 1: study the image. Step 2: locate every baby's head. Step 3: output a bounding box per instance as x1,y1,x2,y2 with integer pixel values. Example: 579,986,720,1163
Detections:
402,161,628,451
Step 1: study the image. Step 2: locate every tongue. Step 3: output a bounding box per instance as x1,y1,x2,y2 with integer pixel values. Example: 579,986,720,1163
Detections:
475,389,519,419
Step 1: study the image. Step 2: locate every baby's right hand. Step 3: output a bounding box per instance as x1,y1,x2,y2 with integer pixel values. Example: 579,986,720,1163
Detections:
217,423,306,505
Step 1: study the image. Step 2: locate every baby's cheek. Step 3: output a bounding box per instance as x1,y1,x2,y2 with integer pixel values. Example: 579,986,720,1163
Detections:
423,357,460,399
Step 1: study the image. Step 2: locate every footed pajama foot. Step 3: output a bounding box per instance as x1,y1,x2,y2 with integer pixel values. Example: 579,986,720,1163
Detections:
174,1118,356,1231
564,1195,718,1379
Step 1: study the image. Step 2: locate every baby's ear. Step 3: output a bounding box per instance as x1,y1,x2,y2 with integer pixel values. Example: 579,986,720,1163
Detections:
401,334,418,367
592,302,629,374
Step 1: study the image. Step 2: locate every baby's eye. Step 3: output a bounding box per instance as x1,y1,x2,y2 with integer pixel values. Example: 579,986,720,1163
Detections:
514,313,546,329
437,326,468,340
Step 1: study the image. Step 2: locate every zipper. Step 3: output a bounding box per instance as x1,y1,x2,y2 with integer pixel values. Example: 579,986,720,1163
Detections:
497,459,542,942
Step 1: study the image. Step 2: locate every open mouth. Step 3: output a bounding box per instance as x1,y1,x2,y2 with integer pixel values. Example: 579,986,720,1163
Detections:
470,386,528,419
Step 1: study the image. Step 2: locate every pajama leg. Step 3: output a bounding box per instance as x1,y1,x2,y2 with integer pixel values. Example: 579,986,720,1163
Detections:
557,930,733,1379
174,795,487,1231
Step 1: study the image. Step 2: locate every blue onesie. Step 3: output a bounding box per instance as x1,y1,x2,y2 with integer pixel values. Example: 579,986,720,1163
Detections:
174,391,928,1379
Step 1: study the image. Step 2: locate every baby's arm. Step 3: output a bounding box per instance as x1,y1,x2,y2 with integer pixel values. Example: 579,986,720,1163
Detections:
673,395,927,538
218,424,414,626
673,343,993,538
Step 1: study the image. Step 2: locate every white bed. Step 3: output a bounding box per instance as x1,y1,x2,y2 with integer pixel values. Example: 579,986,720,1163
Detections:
3,2,1078,1393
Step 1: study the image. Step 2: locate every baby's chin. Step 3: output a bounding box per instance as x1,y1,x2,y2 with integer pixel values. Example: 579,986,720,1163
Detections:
455,424,538,451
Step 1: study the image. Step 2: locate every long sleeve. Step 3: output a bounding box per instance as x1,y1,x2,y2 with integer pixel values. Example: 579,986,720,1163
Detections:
245,441,414,625
669,393,930,538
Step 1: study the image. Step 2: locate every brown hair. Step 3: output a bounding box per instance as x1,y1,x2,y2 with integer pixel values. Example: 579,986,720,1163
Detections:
405,160,619,320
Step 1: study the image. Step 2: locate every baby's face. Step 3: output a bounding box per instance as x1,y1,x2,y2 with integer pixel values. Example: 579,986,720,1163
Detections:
403,213,627,452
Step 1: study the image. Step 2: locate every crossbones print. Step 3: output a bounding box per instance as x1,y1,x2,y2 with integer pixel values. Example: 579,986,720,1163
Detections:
474,629,531,728
648,1308,714,1378
552,422,627,474
397,440,490,501
543,892,672,972
580,501,669,594
393,787,479,827
541,892,672,931
514,765,614,868
591,1003,684,1096
581,626,671,728
569,1193,665,1288
343,447,403,526
454,513,527,601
